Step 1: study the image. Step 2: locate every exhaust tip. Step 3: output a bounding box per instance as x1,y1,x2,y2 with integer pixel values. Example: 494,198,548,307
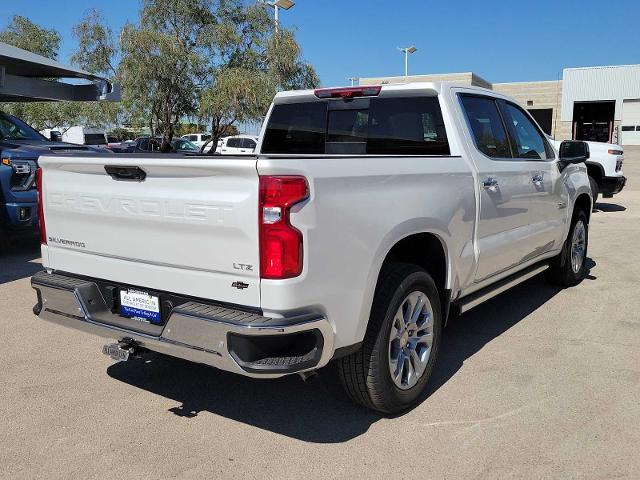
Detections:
298,370,318,383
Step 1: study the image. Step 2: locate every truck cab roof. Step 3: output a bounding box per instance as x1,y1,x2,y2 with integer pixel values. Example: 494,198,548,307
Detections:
272,82,497,103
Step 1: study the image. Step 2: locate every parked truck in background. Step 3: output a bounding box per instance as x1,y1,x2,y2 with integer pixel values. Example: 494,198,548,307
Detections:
40,126,109,148
31,83,593,413
548,137,625,203
0,112,106,248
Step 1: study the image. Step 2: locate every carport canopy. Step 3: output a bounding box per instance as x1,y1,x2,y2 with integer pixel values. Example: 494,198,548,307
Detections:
0,42,120,102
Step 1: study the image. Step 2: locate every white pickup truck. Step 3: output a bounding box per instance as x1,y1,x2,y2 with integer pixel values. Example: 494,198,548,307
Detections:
31,83,593,413
548,137,626,203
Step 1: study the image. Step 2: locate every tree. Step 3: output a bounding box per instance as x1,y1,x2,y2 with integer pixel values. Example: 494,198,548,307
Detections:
69,9,120,129
198,67,274,143
70,9,118,78
0,15,61,59
197,5,319,152
119,0,319,152
0,3,319,148
118,0,217,150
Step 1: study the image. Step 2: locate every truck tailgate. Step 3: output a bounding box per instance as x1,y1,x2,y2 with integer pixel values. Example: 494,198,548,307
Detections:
39,155,260,307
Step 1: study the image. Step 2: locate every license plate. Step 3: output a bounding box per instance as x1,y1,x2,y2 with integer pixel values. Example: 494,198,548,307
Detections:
119,289,161,324
102,343,130,362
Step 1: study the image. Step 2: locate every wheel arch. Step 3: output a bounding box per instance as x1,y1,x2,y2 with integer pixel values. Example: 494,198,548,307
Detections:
362,228,453,337
585,161,604,185
574,192,592,223
384,232,452,326
380,232,449,296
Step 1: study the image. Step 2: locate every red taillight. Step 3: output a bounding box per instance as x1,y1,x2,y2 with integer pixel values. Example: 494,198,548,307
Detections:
259,176,309,279
314,86,382,99
36,167,47,245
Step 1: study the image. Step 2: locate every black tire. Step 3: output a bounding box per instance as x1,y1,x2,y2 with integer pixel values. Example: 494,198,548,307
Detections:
546,210,589,287
338,262,442,414
589,176,599,206
0,229,10,254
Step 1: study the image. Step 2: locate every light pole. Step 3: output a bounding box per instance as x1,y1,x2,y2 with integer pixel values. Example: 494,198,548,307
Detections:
262,0,295,34
398,45,417,76
346,76,359,86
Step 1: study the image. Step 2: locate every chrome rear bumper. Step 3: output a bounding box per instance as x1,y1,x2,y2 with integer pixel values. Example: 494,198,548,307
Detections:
31,271,334,378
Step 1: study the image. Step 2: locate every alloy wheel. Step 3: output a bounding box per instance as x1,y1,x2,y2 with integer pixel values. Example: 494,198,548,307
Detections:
388,291,434,390
570,220,586,274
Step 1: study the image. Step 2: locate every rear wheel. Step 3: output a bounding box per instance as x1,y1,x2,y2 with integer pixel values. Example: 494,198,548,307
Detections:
546,210,589,287
589,176,599,205
338,263,442,414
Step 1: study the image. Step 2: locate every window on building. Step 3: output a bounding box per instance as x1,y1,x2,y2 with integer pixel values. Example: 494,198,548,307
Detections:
621,126,635,131
528,108,553,135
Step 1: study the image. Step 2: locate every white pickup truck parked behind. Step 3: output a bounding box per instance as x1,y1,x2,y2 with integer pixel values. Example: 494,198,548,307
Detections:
32,83,592,413
549,137,626,203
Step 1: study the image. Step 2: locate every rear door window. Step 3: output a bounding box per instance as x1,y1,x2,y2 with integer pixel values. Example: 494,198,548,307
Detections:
367,97,449,155
460,95,512,158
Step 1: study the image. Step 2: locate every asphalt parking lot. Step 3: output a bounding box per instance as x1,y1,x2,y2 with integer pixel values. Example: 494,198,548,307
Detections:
1,149,639,480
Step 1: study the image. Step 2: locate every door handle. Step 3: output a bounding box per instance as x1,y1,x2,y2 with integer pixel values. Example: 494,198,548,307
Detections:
482,177,499,190
104,165,146,182
532,174,543,186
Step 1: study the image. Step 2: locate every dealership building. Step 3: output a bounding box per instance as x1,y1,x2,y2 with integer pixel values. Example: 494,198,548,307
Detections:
360,64,640,146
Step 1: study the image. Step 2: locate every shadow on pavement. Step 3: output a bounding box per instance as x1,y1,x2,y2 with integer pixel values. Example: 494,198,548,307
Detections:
107,260,595,443
0,241,42,285
109,354,382,443
593,202,626,213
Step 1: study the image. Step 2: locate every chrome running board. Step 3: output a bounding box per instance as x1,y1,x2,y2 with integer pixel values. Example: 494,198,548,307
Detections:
456,264,550,314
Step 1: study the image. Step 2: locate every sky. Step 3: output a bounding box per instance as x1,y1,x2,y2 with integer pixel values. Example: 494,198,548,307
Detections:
3,0,640,87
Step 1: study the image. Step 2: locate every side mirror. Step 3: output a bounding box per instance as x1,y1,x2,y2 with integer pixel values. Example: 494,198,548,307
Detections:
559,140,589,165
50,131,62,142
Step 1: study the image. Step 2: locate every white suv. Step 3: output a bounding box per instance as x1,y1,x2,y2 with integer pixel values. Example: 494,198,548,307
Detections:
181,133,212,152
216,135,259,155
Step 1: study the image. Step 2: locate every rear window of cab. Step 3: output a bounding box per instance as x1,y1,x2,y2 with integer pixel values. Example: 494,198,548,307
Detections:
261,96,450,155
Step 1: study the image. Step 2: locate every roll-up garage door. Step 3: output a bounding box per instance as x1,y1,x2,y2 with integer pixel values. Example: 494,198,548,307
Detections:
621,99,640,145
